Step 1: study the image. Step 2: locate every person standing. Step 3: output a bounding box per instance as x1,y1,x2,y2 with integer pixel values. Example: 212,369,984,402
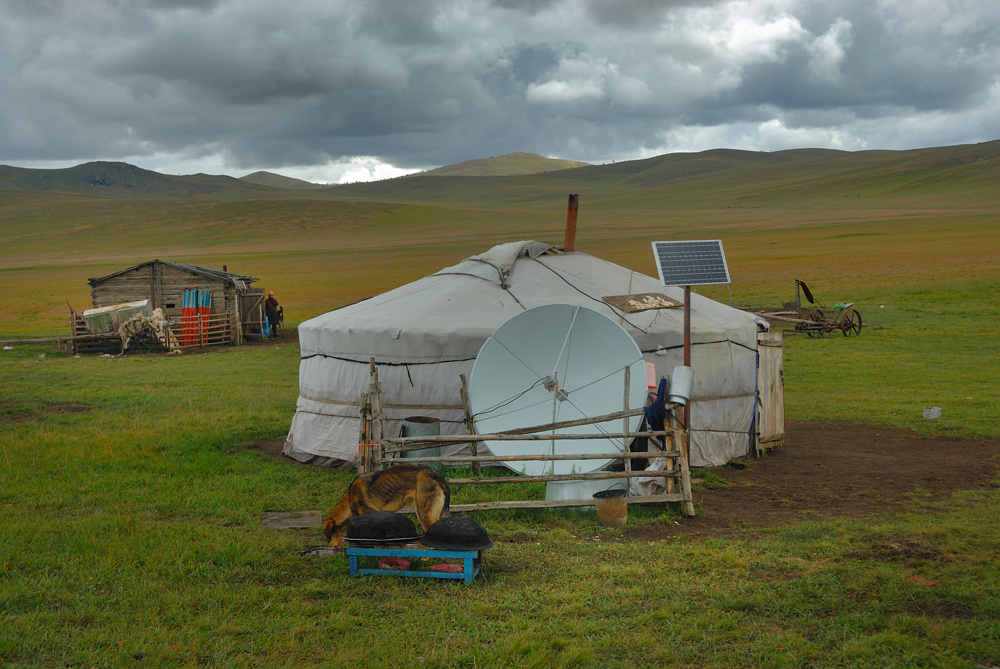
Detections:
264,291,279,340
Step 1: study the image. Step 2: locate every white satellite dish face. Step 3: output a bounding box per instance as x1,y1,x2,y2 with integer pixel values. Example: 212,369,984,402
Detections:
469,304,649,477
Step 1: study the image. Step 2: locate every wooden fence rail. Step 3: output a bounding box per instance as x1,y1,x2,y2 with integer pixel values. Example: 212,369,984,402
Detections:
358,363,695,516
386,450,681,464
436,469,681,486
383,431,675,452
172,313,232,348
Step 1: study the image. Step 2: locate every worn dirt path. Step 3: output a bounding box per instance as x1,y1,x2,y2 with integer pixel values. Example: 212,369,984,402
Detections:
624,422,1000,541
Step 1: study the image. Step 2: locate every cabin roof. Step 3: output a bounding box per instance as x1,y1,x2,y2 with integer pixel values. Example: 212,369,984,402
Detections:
88,260,258,288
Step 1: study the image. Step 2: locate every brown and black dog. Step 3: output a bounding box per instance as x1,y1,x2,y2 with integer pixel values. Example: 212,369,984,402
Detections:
322,464,450,548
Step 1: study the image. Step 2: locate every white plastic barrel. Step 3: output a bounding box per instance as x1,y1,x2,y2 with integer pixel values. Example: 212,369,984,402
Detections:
669,366,695,405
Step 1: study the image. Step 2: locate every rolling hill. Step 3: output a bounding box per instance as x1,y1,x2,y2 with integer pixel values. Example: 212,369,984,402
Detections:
240,171,325,190
3,141,998,208
324,141,1000,208
419,152,590,176
0,161,280,199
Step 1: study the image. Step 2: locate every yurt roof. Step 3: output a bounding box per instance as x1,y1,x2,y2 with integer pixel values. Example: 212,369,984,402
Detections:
299,241,757,363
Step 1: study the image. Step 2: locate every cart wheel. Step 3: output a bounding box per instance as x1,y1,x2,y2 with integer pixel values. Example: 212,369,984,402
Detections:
842,310,862,337
807,328,824,338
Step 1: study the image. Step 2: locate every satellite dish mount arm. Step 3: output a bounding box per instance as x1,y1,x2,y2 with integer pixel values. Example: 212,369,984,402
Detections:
552,305,580,379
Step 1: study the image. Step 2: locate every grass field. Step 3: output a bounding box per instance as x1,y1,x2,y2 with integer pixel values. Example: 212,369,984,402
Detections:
2,143,999,667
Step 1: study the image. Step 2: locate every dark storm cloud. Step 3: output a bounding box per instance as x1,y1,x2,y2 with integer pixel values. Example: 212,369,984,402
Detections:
730,2,999,113
584,0,723,28
2,0,999,178
489,0,563,15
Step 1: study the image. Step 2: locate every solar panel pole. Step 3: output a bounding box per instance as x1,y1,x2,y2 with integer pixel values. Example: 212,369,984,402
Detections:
683,286,691,367
683,285,691,437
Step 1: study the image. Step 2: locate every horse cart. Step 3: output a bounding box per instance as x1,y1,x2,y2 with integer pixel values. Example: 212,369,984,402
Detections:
756,280,862,338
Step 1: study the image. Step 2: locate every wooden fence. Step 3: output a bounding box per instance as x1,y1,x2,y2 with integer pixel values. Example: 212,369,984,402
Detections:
174,312,232,348
357,360,695,516
64,305,233,354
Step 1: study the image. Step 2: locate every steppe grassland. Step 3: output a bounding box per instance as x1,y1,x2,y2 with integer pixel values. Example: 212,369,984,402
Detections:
1,157,999,667
2,182,998,335
2,312,999,668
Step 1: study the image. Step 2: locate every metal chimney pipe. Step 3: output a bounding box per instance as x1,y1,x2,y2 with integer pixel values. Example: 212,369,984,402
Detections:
564,194,579,252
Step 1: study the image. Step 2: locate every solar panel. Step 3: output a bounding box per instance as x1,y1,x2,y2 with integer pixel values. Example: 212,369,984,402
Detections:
651,240,731,286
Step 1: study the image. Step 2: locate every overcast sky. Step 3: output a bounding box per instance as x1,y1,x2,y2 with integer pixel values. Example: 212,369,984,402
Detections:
2,0,999,183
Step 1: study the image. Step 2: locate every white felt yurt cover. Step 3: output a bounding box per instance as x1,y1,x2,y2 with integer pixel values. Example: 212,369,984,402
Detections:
284,241,760,469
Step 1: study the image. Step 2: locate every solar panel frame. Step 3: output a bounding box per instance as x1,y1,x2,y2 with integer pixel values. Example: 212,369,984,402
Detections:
651,240,731,287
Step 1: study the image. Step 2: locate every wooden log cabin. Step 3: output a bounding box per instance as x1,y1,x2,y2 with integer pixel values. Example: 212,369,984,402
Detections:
75,260,264,350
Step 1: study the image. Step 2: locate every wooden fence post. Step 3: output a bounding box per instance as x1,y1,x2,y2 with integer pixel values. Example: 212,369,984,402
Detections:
66,300,78,355
459,374,480,476
623,366,631,479
369,358,383,471
357,391,373,475
672,412,695,517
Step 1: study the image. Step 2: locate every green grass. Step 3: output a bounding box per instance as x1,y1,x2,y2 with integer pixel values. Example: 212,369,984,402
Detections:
2,275,999,667
784,278,1000,438
2,141,1000,667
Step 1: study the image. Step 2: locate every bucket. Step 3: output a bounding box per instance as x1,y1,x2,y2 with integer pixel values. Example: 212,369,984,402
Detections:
669,366,695,405
592,488,628,528
400,416,442,471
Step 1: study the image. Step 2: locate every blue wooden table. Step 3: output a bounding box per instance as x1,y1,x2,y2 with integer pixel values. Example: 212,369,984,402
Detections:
345,544,483,585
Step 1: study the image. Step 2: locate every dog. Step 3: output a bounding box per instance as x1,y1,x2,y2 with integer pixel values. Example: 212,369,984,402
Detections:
322,464,450,548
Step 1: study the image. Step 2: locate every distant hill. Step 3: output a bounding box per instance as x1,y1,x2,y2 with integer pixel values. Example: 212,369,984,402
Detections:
2,141,998,206
327,141,1000,208
0,161,279,198
240,171,325,190
421,152,590,177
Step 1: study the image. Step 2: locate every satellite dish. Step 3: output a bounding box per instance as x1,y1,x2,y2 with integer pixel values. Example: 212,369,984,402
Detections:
469,304,649,477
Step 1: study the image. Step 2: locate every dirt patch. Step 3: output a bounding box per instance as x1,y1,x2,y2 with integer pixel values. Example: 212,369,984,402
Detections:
242,438,341,470
623,421,1000,541
241,438,360,472
0,403,93,423
240,326,299,348
905,600,980,619
246,438,291,460
851,540,942,563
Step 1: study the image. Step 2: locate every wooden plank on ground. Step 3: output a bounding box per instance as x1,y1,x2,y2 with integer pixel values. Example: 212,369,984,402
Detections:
301,547,341,557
